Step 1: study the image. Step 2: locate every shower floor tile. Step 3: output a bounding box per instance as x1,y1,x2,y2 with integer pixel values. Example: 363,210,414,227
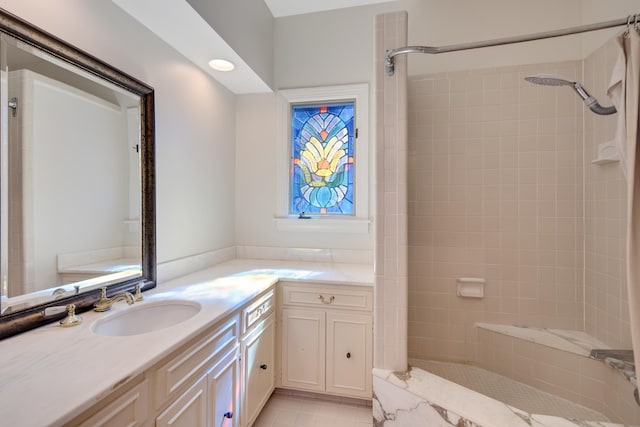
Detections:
252,391,373,427
409,358,609,422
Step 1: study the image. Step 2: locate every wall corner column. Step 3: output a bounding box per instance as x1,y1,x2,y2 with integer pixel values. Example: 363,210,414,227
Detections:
373,11,408,372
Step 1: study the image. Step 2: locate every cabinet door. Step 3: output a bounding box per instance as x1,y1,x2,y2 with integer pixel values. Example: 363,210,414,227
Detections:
156,375,207,427
325,311,372,398
280,308,325,392
208,347,239,427
242,313,275,426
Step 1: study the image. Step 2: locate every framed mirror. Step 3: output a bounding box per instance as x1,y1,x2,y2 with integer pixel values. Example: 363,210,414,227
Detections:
0,8,155,339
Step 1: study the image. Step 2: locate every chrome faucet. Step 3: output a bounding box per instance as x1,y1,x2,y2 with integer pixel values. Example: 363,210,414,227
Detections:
94,287,135,312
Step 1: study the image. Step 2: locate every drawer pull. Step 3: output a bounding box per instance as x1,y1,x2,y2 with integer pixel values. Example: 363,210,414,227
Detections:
260,363,268,370
318,295,335,304
346,352,351,359
223,411,233,419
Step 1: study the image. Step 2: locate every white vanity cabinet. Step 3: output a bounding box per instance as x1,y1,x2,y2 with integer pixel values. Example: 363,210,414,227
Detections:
154,315,240,427
279,283,373,399
155,347,239,427
156,374,207,427
240,289,276,427
208,348,240,427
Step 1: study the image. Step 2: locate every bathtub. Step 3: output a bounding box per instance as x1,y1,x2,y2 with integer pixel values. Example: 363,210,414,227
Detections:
373,324,640,426
373,363,637,426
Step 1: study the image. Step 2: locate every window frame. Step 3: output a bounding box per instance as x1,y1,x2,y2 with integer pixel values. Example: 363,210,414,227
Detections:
275,84,370,234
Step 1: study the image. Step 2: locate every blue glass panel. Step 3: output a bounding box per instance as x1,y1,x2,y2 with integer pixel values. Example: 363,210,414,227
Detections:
289,101,355,215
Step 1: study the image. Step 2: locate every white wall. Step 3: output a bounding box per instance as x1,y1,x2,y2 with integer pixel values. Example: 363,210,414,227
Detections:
0,0,238,265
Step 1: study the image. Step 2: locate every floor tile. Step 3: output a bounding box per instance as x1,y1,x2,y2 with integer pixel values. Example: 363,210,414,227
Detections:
252,392,373,427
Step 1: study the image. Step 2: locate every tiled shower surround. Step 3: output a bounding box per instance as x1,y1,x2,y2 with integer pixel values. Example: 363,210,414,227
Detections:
373,8,639,422
407,35,632,363
396,33,639,425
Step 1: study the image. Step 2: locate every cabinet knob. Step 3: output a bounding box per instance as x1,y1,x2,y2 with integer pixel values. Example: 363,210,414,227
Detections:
260,363,268,370
346,352,351,359
223,411,233,419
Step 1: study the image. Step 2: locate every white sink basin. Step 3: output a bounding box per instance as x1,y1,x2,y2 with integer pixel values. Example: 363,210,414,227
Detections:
91,300,201,336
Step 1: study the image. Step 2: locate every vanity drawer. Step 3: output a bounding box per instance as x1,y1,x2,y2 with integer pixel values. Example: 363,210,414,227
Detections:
77,379,149,427
281,284,372,311
242,288,275,335
155,314,239,408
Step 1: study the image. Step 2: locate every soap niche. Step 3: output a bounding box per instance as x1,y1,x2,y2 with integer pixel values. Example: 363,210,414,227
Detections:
592,141,620,165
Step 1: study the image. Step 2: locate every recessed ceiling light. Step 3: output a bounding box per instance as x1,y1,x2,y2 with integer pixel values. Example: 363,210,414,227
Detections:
208,59,235,72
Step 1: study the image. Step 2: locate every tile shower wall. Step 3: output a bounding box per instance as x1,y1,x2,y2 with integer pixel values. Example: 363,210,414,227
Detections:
407,61,586,362
583,37,631,349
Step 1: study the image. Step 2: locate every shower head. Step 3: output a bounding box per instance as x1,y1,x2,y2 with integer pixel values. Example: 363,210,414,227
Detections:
524,74,575,87
524,73,616,115
524,74,576,86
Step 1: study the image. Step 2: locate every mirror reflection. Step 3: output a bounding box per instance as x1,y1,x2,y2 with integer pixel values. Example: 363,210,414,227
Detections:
0,32,142,314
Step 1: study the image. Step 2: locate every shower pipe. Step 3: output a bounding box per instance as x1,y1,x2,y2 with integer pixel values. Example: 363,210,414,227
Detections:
385,14,639,76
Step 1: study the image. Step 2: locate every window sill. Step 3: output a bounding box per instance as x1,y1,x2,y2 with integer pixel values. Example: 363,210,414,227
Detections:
274,217,371,234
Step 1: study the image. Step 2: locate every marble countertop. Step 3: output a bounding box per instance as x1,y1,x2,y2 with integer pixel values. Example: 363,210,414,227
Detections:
0,259,373,426
193,258,374,287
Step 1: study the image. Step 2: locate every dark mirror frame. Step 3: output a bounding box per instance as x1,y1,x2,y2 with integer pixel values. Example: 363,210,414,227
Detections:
0,8,156,339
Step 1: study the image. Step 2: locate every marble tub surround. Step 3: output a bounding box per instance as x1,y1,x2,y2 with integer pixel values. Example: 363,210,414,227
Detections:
476,327,640,423
476,323,637,388
475,323,612,358
0,259,373,426
603,358,637,387
373,367,631,426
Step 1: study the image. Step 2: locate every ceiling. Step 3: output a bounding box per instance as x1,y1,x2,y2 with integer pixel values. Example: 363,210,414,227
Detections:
112,0,397,94
263,0,394,18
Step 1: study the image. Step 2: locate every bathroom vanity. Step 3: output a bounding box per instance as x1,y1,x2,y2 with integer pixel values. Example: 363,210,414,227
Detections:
74,288,276,427
278,282,373,398
0,259,373,426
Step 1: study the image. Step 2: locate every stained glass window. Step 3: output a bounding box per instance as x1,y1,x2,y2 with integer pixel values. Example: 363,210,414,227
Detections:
289,101,355,215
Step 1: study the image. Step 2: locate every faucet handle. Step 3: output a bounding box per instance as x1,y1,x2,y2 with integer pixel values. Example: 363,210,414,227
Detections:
134,284,144,302
59,304,82,327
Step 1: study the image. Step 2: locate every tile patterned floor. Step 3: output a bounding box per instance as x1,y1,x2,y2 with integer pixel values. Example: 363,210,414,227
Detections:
252,390,373,427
